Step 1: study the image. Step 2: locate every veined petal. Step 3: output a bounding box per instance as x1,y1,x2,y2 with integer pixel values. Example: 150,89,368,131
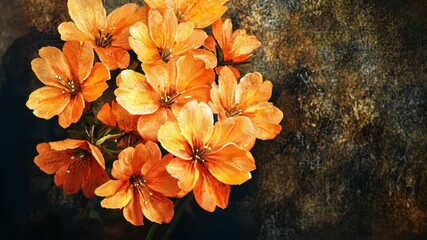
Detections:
217,66,238,112
100,184,133,209
38,46,72,83
112,101,140,132
115,69,160,115
166,158,199,192
81,62,110,102
203,35,217,55
26,86,70,120
144,0,167,9
58,22,93,42
229,29,261,58
177,101,213,149
142,60,170,96
243,102,283,140
135,142,162,176
81,159,109,198
95,179,124,197
180,0,227,29
205,143,255,185
111,147,136,180
236,72,272,110
158,121,192,160
129,22,160,63
97,103,116,127
123,195,144,226
49,139,85,151
141,191,175,224
31,58,66,89
193,165,230,212
54,159,89,195
68,0,106,37
107,4,148,43
63,41,94,81
58,93,85,128
94,47,130,70
208,116,256,151
137,108,169,142
145,154,180,197
34,143,74,174
87,141,106,169
172,29,207,56
187,48,217,69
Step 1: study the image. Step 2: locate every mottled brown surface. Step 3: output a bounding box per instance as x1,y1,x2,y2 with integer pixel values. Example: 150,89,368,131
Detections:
1,0,426,239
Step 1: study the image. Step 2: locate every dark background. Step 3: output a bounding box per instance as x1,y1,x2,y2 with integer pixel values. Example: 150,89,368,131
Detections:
1,0,427,239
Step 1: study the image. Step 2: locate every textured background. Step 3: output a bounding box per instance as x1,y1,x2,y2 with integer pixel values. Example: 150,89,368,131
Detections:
1,0,426,239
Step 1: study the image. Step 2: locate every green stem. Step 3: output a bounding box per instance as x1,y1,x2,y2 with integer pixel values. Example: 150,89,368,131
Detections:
145,223,160,240
95,132,124,146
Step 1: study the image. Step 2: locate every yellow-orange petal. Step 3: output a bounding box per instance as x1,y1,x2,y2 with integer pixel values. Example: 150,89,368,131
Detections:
49,139,85,151
145,154,180,197
68,0,106,37
129,21,160,63
112,101,140,132
107,4,148,45
217,66,238,111
208,116,256,151
95,47,130,70
123,195,144,226
81,62,110,102
135,141,162,175
112,147,136,180
158,121,192,160
243,102,283,140
142,60,171,96
97,103,117,127
31,58,63,88
177,101,214,149
212,18,231,50
141,192,175,224
203,35,217,55
229,29,261,60
63,41,94,81
95,179,123,197
237,72,273,110
144,0,167,9
187,49,217,69
38,46,73,83
205,143,255,185
115,70,159,115
26,86,70,120
58,92,85,128
137,108,169,142
215,66,240,79
172,29,207,56
193,165,230,212
100,184,133,209
87,141,106,169
148,9,177,50
166,158,199,192
58,22,93,42
180,0,227,29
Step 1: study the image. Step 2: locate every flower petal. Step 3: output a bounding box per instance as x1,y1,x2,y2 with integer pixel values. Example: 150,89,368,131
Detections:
141,191,175,224
63,41,94,81
236,72,273,110
166,158,199,192
172,29,207,56
208,116,256,150
97,103,116,126
158,121,193,160
34,143,74,174
58,93,85,128
137,108,169,142
179,0,227,29
123,195,144,226
31,58,64,88
177,101,213,149
58,22,93,42
81,62,110,102
129,22,160,63
135,141,162,175
112,101,140,132
49,139,85,151
115,70,160,115
145,154,180,197
205,143,255,185
243,102,283,140
26,86,70,120
100,184,132,209
217,66,238,111
95,179,123,197
193,165,230,212
112,147,135,180
187,48,217,69
54,159,89,195
68,0,106,37
38,46,73,83
94,47,130,70
81,158,109,198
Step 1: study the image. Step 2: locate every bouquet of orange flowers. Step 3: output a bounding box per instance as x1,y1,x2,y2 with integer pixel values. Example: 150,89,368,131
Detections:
26,0,283,237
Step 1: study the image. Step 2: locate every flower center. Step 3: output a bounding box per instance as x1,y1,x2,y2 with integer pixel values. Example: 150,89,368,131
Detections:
55,75,81,96
95,30,113,48
159,90,185,108
226,104,242,117
192,145,211,165
66,149,88,174
129,173,153,205
159,47,173,62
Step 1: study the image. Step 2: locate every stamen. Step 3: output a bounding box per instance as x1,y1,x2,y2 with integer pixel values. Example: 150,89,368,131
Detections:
95,30,113,48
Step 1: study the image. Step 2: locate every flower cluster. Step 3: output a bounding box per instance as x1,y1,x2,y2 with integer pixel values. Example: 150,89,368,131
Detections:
27,0,283,227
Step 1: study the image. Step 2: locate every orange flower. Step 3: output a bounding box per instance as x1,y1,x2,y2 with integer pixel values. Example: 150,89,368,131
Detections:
204,18,261,78
34,139,109,198
97,100,140,133
129,8,207,63
158,100,256,212
95,141,179,226
58,0,148,70
115,55,215,141
144,0,227,28
210,67,283,140
26,41,110,128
